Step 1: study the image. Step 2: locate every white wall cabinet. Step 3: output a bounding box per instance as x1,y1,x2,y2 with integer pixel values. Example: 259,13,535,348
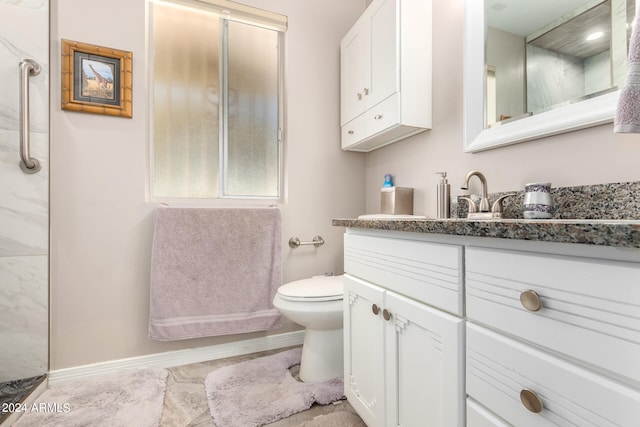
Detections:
343,233,465,427
340,0,432,152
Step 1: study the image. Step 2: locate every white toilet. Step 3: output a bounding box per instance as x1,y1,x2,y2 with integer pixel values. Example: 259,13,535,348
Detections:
272,275,344,383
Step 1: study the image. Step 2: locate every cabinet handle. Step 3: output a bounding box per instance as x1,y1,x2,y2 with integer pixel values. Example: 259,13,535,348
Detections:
520,389,543,413
363,88,369,95
382,309,392,321
357,92,362,100
372,304,380,315
374,114,383,120
520,290,542,312
348,130,354,135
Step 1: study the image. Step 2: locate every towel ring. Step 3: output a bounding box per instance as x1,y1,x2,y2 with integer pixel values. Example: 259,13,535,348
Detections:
289,236,324,249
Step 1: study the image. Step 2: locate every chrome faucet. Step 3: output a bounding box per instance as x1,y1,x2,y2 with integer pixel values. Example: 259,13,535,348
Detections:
460,170,490,212
460,170,514,219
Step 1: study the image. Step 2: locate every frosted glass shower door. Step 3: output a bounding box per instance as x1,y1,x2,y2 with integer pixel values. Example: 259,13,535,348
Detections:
0,0,49,386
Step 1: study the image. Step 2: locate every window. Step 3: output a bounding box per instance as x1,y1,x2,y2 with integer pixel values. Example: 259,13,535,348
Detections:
150,0,286,200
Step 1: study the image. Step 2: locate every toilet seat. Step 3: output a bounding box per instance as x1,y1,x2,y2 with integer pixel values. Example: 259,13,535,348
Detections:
277,275,343,302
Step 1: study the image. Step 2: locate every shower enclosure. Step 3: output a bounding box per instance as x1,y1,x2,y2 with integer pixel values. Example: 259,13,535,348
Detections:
0,0,49,420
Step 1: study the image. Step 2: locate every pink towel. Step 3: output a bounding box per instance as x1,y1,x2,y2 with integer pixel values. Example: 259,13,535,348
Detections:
149,206,282,341
614,11,640,133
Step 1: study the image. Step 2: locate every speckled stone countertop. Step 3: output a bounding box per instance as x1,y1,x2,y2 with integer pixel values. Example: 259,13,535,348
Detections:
332,218,640,248
333,182,640,249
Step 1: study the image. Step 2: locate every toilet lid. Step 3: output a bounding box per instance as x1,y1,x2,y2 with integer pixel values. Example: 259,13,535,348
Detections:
277,275,344,301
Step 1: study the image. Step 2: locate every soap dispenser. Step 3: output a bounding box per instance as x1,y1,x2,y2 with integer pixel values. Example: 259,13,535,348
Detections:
435,172,450,219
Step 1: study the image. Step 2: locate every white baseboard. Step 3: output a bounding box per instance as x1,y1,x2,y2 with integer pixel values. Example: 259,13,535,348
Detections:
48,330,304,386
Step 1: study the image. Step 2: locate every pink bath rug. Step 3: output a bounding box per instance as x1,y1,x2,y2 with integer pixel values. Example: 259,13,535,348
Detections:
204,348,344,427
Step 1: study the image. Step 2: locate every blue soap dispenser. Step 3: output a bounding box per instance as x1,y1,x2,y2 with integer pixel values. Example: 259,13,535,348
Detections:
383,174,394,188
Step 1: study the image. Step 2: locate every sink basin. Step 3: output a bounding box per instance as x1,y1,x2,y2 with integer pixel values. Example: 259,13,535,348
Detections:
357,214,429,220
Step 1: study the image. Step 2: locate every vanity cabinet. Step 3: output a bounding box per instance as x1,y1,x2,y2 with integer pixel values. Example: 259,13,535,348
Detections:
340,226,640,426
340,0,432,152
466,246,640,426
343,233,465,427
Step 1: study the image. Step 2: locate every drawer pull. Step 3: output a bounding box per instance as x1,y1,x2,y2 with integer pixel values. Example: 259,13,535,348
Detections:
383,309,392,321
520,290,542,312
372,304,380,315
348,130,354,135
520,388,543,413
374,114,383,120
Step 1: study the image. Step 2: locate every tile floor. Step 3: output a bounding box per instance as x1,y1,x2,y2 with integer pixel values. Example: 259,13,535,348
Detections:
0,376,46,425
160,346,366,426
2,346,364,426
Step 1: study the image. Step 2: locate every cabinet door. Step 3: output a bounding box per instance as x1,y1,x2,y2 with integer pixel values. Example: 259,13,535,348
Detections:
340,21,370,125
367,0,398,109
385,291,465,427
344,274,385,427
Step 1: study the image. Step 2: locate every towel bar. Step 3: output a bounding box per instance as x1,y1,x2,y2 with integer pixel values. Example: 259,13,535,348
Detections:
289,236,324,249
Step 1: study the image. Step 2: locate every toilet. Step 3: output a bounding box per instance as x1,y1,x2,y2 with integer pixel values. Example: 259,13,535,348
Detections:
272,275,344,383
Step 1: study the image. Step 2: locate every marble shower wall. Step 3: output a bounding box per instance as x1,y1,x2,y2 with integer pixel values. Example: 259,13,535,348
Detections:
526,44,585,113
526,44,614,113
0,0,49,382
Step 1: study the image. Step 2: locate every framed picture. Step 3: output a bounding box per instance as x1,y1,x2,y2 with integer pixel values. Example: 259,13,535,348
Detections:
61,39,132,118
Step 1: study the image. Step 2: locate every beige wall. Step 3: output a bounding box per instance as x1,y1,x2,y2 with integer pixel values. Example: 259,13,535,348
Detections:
50,0,640,371
49,0,366,370
365,0,640,216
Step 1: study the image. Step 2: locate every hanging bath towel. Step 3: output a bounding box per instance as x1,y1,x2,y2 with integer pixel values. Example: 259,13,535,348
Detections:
149,206,282,341
614,10,640,133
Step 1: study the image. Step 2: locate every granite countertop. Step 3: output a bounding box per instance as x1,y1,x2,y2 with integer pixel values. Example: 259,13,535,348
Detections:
331,218,640,249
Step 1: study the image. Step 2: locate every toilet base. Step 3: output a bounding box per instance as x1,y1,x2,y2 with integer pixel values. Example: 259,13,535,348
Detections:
299,328,344,383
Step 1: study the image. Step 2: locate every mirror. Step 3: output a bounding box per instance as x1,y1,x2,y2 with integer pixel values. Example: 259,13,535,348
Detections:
464,0,637,152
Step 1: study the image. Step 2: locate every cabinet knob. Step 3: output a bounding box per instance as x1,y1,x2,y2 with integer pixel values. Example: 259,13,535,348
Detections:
374,114,383,120
520,388,543,413
372,304,380,315
382,309,392,321
348,130,354,135
357,92,362,100
363,88,369,96
520,290,542,312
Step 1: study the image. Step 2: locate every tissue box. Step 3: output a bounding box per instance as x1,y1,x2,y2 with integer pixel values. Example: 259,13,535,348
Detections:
380,187,414,215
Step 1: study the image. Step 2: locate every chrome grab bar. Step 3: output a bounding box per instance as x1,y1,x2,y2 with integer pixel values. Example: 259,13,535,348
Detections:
289,236,324,249
19,59,42,174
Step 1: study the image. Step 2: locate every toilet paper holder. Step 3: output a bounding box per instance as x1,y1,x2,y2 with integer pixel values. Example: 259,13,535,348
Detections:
289,236,325,249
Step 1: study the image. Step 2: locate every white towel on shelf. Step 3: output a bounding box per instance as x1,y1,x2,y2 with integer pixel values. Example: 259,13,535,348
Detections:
149,206,282,341
614,11,640,133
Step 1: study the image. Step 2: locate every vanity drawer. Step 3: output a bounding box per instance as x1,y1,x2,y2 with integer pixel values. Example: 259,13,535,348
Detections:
467,398,509,427
466,246,640,383
467,323,640,427
341,93,403,151
341,114,367,150
344,233,463,315
365,93,400,137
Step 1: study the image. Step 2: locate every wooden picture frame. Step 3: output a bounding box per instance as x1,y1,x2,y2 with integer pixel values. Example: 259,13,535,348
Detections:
61,39,132,118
